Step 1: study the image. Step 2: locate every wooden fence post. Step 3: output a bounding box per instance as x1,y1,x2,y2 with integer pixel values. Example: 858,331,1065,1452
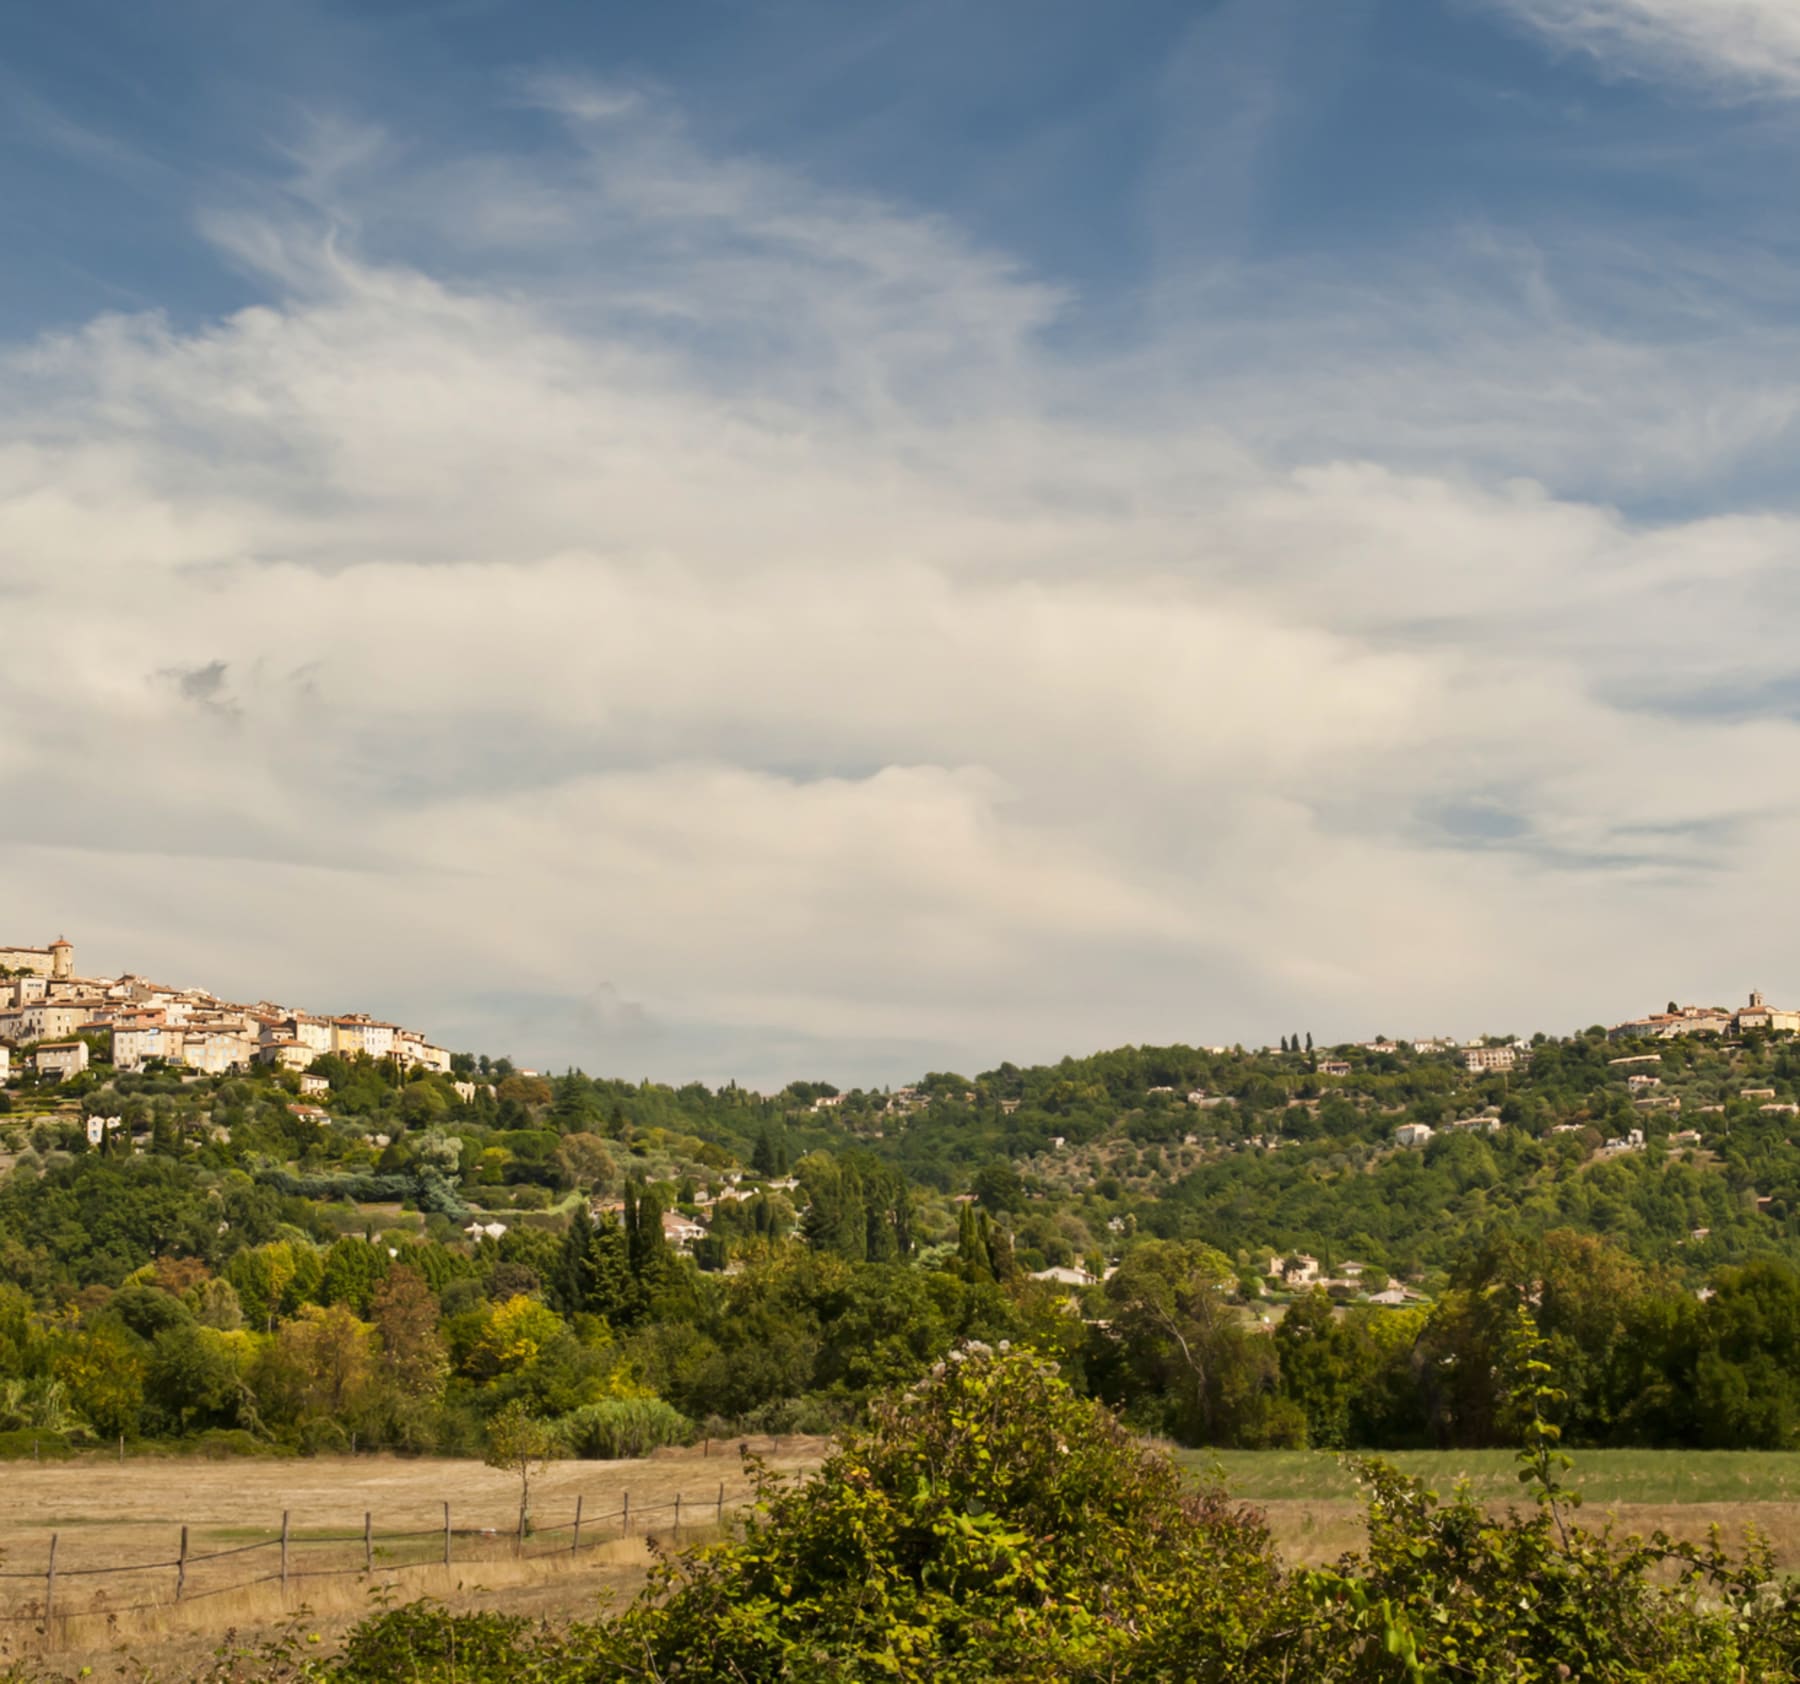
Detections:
716,1483,724,1527
176,1526,188,1601
443,1502,452,1569
43,1534,57,1639
673,1493,681,1542
280,1511,290,1591
571,1495,583,1558
621,1491,630,1538
364,1512,373,1574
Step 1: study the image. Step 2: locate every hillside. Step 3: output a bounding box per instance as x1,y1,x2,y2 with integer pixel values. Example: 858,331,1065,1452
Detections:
4,1015,1800,1461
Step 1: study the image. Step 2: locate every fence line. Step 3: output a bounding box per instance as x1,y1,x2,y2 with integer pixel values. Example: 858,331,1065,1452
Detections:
2,1483,756,1646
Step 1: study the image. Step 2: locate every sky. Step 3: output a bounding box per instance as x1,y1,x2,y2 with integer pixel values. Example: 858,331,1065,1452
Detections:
5,0,1800,1086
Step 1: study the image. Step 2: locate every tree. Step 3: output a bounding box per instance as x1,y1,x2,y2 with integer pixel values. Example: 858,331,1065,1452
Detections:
319,1237,391,1316
751,1124,782,1177
552,1132,616,1195
369,1264,447,1449
1104,1241,1300,1446
52,1321,143,1439
144,1324,249,1435
628,1182,669,1278
484,1399,561,1543
971,1159,1023,1214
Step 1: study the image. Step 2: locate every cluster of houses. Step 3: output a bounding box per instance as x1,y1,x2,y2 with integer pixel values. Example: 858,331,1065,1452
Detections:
1608,991,1800,1042
0,936,451,1085
1393,1109,1508,1149
1267,1253,1419,1306
579,1173,805,1256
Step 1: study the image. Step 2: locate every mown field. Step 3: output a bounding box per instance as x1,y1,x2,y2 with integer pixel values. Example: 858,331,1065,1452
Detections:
0,1440,826,1679
1182,1448,1800,1571
1191,1447,1800,1505
3,1444,1794,1679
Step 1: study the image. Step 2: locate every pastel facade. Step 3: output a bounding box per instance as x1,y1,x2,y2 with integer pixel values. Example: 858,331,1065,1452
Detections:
111,1020,177,1071
35,1041,89,1081
181,1032,255,1075
396,1031,452,1073
258,1039,315,1072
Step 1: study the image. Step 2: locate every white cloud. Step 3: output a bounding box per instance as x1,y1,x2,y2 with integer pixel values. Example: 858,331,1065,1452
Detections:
2,85,1798,1082
1492,0,1800,95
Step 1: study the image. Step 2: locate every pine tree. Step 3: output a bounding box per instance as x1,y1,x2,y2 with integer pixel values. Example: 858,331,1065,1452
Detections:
629,1183,667,1278
554,1204,598,1315
839,1166,867,1262
985,1214,1018,1282
957,1203,989,1275
587,1214,641,1326
751,1125,778,1177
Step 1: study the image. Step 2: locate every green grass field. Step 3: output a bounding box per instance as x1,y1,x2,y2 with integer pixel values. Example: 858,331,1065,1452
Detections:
1178,1448,1800,1506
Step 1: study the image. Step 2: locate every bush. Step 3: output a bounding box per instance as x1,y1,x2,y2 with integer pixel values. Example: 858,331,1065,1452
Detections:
597,1344,1280,1679
271,1338,1800,1683
556,1397,692,1460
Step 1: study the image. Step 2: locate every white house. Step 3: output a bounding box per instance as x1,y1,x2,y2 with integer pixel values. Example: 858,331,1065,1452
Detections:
661,1210,708,1249
1394,1122,1435,1147
85,1114,123,1147
1463,1044,1524,1074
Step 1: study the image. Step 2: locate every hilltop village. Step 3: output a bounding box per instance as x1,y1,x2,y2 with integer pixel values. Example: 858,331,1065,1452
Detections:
0,936,451,1087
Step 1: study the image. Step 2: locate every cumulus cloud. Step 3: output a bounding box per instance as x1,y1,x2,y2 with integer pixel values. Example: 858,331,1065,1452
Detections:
1491,0,1800,95
2,83,1798,1081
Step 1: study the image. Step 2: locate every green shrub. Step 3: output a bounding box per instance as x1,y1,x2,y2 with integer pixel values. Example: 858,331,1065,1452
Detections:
556,1397,692,1460
0,1429,73,1460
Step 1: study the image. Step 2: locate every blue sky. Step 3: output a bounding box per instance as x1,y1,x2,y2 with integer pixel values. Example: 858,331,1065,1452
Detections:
5,0,1800,1083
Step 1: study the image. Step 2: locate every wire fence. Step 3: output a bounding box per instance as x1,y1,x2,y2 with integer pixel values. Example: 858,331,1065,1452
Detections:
0,1483,757,1646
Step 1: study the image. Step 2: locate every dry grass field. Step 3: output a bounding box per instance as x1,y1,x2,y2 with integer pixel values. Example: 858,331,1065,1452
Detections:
0,1438,827,1679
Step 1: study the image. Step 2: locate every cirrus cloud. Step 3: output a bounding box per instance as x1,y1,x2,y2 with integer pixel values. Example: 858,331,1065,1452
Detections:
1491,0,1800,94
